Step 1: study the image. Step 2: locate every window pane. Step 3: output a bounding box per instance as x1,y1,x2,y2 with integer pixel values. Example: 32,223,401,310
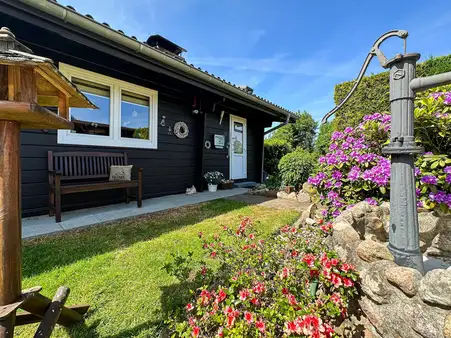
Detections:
233,122,244,154
70,78,111,136
121,91,150,140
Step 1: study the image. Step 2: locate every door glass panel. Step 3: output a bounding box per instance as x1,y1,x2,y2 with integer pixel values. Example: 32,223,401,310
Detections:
233,121,243,154
70,78,111,136
121,91,150,139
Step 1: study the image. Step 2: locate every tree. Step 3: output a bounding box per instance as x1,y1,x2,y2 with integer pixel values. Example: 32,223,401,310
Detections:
272,111,317,151
314,121,334,155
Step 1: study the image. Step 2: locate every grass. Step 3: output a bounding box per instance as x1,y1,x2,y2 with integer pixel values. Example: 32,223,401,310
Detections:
16,199,298,338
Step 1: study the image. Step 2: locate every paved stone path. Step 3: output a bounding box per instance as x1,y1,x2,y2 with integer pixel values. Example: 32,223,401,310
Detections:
226,194,309,213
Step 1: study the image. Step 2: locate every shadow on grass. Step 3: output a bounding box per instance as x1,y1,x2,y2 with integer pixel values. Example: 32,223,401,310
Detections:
22,199,248,278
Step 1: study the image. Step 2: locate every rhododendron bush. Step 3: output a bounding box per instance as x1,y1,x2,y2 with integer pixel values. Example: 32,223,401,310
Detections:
164,218,358,337
308,86,451,219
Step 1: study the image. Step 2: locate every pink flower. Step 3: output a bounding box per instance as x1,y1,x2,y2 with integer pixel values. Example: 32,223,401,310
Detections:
330,258,339,266
239,288,250,301
186,303,194,312
280,267,290,279
250,297,259,305
198,232,203,238
249,233,255,239
331,274,343,287
226,314,236,328
302,253,316,267
244,311,254,323
343,277,354,288
211,251,217,258
287,293,297,306
252,282,265,294
330,293,342,305
216,289,226,303
255,319,266,333
341,263,354,273
217,327,224,337
192,326,200,338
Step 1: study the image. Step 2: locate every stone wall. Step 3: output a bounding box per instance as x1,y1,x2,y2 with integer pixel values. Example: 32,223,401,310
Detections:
330,201,451,338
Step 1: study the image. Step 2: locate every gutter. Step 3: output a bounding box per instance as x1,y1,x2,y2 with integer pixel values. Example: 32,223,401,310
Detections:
19,0,297,121
261,114,290,182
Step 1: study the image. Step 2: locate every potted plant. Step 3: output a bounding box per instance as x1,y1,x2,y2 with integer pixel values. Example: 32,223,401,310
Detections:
219,179,234,190
204,171,224,192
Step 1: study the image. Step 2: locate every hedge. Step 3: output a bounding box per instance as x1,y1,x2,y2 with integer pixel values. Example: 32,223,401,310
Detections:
333,54,451,130
263,138,291,176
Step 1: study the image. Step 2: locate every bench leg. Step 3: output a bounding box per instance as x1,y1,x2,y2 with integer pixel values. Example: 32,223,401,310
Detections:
55,175,62,223
125,188,130,204
137,169,143,208
49,189,55,217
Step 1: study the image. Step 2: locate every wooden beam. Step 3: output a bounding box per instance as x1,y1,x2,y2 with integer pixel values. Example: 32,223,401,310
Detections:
0,120,21,338
34,67,71,98
7,65,20,101
19,67,37,103
0,66,8,101
0,101,73,130
20,293,85,327
15,305,89,326
33,287,69,338
58,92,69,120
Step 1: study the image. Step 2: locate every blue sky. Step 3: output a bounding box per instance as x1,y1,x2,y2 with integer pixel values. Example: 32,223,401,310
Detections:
64,0,451,121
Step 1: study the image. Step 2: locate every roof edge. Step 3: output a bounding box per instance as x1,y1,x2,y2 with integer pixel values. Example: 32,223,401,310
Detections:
19,0,297,121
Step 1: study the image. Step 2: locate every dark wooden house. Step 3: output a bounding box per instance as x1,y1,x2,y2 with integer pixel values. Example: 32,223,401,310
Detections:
0,0,296,217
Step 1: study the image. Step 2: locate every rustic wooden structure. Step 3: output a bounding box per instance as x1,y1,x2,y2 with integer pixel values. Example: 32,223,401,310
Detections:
0,27,94,337
48,151,143,222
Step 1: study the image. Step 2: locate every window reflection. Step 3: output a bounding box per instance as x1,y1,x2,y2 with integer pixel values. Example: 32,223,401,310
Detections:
121,91,150,140
70,78,111,136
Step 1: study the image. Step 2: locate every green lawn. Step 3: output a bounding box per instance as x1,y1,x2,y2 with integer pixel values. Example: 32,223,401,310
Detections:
16,199,298,338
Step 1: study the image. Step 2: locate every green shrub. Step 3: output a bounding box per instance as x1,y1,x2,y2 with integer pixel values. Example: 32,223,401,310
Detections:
278,148,317,189
333,54,451,130
315,121,334,155
263,138,291,176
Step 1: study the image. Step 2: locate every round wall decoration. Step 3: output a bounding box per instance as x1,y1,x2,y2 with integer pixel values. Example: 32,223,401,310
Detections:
174,121,189,139
205,140,211,149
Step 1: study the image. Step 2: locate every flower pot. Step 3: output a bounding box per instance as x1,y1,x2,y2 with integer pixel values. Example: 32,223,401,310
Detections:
285,186,295,194
208,184,218,192
220,182,234,190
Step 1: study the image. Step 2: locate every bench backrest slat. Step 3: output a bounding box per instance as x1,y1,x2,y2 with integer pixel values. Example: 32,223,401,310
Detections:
48,151,128,181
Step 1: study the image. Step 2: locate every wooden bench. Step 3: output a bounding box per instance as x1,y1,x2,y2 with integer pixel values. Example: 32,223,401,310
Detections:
48,151,143,222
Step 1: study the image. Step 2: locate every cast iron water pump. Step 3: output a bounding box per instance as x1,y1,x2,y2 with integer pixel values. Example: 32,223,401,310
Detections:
322,30,451,273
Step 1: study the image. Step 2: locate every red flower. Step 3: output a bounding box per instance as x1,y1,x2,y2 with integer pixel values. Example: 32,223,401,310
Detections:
291,250,299,257
186,303,194,312
318,219,324,225
280,267,290,279
343,277,354,288
192,326,200,338
198,232,203,238
226,314,236,328
217,327,224,337
249,233,255,240
211,251,217,258
341,263,354,273
244,311,254,323
287,293,297,306
250,297,259,305
330,293,341,305
201,266,207,275
255,319,266,333
189,316,196,327
331,274,342,287
252,282,265,294
330,258,339,266
302,253,316,267
282,287,289,295
223,226,228,231
239,288,250,301
216,288,227,303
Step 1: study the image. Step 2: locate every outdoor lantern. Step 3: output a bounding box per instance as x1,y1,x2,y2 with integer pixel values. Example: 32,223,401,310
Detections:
322,30,451,274
0,27,95,337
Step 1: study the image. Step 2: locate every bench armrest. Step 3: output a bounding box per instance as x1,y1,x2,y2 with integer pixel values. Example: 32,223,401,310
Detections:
48,169,62,176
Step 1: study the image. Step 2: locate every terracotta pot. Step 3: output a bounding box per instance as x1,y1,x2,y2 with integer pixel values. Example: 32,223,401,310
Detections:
285,186,295,194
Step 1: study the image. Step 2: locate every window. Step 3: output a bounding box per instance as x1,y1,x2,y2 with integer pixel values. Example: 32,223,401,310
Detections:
58,63,158,149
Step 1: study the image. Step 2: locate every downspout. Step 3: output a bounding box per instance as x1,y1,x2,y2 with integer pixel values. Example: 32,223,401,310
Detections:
261,114,290,182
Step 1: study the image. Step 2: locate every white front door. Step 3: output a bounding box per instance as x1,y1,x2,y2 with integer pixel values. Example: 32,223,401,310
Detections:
230,115,247,180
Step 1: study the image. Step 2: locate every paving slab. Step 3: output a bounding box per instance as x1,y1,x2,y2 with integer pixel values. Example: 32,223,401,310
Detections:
22,188,248,239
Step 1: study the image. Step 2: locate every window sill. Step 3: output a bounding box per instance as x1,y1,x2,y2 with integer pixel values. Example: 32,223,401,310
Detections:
58,130,157,149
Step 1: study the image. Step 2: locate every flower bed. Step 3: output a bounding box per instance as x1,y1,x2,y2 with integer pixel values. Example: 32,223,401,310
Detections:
164,218,358,337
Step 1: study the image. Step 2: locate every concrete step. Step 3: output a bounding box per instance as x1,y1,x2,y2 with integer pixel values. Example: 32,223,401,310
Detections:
234,181,257,189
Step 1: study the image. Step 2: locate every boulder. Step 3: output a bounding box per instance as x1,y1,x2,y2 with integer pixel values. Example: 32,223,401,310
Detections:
360,260,396,304
428,232,451,258
334,209,354,227
385,266,422,297
305,203,317,218
418,212,441,247
287,192,297,200
444,314,451,338
356,240,394,263
302,182,315,194
296,192,311,203
418,269,451,307
277,191,288,199
305,218,315,226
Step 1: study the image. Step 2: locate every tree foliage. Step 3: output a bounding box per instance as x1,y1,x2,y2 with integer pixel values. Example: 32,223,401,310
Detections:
272,111,317,151
314,122,334,155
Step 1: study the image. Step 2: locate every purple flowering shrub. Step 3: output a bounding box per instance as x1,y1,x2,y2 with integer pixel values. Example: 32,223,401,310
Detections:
308,113,391,218
308,87,451,218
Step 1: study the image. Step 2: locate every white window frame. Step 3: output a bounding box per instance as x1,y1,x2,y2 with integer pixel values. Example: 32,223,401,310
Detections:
58,63,158,149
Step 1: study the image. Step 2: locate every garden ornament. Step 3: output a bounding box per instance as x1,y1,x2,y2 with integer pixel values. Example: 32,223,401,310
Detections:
322,30,451,273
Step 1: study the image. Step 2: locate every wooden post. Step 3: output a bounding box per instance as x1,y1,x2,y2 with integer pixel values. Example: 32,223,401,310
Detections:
0,120,22,337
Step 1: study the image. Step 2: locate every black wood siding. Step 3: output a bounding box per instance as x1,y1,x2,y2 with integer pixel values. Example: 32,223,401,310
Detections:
0,10,268,217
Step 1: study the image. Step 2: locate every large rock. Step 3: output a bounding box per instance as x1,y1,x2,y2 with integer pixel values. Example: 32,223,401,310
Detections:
287,192,297,200
331,221,361,264
419,269,451,307
296,192,311,203
302,182,315,194
356,240,394,263
428,232,451,258
444,314,451,338
418,212,441,247
360,260,396,304
385,266,422,297
277,191,288,199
